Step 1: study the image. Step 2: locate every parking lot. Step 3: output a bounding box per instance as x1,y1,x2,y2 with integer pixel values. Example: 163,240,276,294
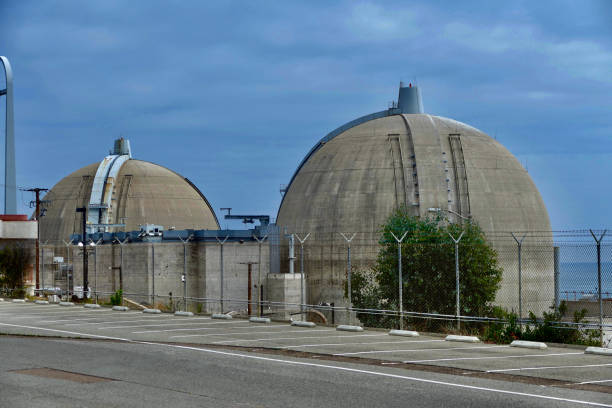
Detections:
1,299,611,392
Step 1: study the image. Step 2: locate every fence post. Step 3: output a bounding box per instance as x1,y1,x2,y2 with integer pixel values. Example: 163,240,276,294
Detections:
590,229,607,347
295,233,311,321
216,236,229,313
151,243,155,307
554,246,560,309
511,233,527,329
253,234,268,317
93,238,102,303
40,243,45,297
390,231,408,330
448,231,465,330
340,233,357,324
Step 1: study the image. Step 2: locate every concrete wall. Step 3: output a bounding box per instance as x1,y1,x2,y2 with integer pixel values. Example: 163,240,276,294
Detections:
0,220,37,239
69,240,269,314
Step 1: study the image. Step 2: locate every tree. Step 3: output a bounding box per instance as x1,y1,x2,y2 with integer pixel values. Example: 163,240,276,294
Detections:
349,208,502,329
0,243,32,291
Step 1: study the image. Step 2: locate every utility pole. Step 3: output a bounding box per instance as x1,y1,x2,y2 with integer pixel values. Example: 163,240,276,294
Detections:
26,187,48,293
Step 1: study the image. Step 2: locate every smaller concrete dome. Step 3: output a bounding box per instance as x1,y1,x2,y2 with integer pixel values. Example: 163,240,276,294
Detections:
40,143,219,244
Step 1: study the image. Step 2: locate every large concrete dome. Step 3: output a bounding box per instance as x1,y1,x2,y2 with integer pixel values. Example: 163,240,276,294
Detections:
41,140,219,244
277,84,553,314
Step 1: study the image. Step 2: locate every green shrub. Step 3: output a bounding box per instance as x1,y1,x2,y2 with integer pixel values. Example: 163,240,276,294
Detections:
522,301,600,346
349,207,502,330
483,307,521,344
110,289,123,306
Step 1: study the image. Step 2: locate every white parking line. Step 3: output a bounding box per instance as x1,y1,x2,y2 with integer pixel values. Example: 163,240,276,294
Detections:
65,317,211,326
0,309,111,317
132,325,254,334
0,321,611,406
576,379,612,385
213,333,399,344
97,320,259,330
335,345,508,356
170,329,338,339
286,339,447,350
402,352,584,363
40,316,169,324
146,342,612,407
487,363,612,373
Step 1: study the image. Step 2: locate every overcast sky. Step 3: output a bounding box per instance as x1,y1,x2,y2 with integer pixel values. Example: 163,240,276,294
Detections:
1,0,611,230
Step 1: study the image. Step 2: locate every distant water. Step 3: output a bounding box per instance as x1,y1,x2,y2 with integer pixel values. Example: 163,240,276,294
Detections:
560,262,612,297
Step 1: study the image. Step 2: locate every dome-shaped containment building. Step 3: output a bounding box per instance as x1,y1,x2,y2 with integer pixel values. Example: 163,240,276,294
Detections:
40,138,219,244
277,84,553,316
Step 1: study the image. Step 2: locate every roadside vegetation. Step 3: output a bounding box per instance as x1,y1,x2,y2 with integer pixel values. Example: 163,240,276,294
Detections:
0,243,31,298
348,207,502,331
347,208,600,346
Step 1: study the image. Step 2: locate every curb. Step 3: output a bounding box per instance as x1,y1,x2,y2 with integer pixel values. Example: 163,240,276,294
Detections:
445,335,480,343
389,329,419,337
249,317,271,323
585,347,612,356
510,340,547,350
337,325,364,332
291,321,316,328
84,304,101,309
59,301,75,307
212,313,232,320
143,308,161,314
12,299,26,303
34,300,49,305
174,311,194,317
112,306,129,311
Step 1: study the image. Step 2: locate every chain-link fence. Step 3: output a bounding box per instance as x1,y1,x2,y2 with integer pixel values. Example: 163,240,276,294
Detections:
3,229,611,344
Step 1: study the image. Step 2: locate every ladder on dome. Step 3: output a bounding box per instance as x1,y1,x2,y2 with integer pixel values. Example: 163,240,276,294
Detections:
448,134,471,221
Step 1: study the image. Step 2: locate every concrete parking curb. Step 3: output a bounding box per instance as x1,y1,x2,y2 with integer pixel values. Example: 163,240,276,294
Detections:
445,335,480,343
336,325,364,332
112,306,129,311
510,340,547,350
84,304,101,309
174,311,194,317
291,321,316,328
143,308,161,314
59,302,74,307
12,299,25,303
34,300,49,305
249,317,271,323
585,347,612,356
389,329,419,337
212,313,232,320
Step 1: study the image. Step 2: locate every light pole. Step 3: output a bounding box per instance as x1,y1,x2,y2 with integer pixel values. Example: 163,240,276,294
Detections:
76,207,89,299
390,231,408,330
77,240,96,300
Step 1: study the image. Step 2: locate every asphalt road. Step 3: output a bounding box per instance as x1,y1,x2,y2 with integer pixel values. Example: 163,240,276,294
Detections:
2,301,612,407
2,336,612,408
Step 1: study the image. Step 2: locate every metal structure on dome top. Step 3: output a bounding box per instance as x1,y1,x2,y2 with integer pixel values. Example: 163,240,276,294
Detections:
1,56,16,214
